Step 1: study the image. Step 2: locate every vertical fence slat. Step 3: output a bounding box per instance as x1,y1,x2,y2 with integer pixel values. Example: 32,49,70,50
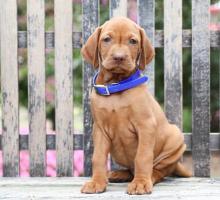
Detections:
138,0,155,95
192,0,210,177
164,0,183,129
82,0,99,177
55,0,73,177
0,0,19,176
27,0,46,177
109,0,127,18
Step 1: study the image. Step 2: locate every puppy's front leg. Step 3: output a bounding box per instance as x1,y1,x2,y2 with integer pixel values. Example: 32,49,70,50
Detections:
127,118,156,195
81,124,110,194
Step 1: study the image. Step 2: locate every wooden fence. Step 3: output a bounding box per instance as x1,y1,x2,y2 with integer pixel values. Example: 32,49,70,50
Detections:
0,0,219,177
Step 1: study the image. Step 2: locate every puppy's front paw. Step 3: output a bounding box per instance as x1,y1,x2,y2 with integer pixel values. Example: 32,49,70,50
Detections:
81,180,106,194
127,178,153,195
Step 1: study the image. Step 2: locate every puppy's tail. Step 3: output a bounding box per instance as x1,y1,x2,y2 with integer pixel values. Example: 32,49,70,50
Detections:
173,162,192,177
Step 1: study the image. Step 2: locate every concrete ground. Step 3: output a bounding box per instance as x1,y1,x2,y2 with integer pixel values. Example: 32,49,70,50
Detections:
0,177,219,200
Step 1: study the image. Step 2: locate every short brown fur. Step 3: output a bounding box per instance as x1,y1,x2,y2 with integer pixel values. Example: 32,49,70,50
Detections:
81,17,191,195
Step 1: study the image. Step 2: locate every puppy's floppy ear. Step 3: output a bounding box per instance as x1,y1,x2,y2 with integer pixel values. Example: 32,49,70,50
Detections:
81,27,101,68
139,28,155,70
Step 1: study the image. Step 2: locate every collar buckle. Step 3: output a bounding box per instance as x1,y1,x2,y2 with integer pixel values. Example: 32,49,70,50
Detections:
94,84,110,95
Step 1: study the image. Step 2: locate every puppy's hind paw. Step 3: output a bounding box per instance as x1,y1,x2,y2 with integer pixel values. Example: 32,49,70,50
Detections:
108,170,133,183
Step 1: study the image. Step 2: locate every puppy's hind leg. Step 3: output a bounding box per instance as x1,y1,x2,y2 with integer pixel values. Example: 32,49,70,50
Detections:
152,162,192,185
152,164,176,185
108,169,134,183
172,162,192,177
152,169,165,185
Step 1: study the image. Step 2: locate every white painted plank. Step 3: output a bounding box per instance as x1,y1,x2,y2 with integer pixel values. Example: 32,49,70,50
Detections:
54,0,73,176
164,0,183,129
27,0,46,177
0,0,19,177
110,0,127,18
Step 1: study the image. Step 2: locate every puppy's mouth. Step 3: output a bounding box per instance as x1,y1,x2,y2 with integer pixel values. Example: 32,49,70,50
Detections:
108,67,126,74
102,60,134,74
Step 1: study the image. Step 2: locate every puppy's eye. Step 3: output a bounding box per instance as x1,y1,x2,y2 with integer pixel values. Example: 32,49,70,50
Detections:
103,37,111,43
129,38,137,45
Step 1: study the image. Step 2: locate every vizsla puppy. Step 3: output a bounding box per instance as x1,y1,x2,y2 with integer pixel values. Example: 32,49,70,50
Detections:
81,17,191,195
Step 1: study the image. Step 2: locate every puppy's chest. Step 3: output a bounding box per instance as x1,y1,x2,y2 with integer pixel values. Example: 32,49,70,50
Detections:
96,108,136,142
91,91,131,115
93,100,130,127
91,92,136,138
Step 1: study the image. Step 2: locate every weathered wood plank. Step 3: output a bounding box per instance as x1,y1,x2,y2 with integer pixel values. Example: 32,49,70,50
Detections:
137,0,155,95
17,30,220,49
1,133,220,151
155,30,191,48
164,0,182,129
0,0,19,177
82,0,99,177
0,134,82,150
192,0,210,177
18,31,82,49
0,178,220,199
54,0,73,177
109,0,127,18
27,0,46,177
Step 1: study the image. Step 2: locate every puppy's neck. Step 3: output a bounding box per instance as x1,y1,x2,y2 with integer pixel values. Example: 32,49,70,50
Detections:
96,68,134,85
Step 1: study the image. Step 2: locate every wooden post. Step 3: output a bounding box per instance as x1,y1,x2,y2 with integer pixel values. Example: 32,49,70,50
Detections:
0,0,19,177
27,0,46,177
138,0,155,95
164,0,183,129
54,0,73,177
82,0,99,177
192,0,210,177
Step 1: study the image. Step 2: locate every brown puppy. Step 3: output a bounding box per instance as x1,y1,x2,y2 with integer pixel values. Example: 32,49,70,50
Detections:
81,17,191,195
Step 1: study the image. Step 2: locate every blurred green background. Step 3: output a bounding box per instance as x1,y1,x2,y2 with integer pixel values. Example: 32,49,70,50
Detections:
7,0,220,133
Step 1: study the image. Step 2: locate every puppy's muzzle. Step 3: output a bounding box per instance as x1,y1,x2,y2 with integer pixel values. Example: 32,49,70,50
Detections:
112,52,127,63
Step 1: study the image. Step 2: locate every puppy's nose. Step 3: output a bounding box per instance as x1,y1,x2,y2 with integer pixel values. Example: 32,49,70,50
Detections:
113,53,126,62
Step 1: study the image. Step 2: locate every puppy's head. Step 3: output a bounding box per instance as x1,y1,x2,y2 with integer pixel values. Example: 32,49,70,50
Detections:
81,17,154,73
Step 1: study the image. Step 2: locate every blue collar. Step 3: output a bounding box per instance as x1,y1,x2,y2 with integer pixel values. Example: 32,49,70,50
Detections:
92,69,148,96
